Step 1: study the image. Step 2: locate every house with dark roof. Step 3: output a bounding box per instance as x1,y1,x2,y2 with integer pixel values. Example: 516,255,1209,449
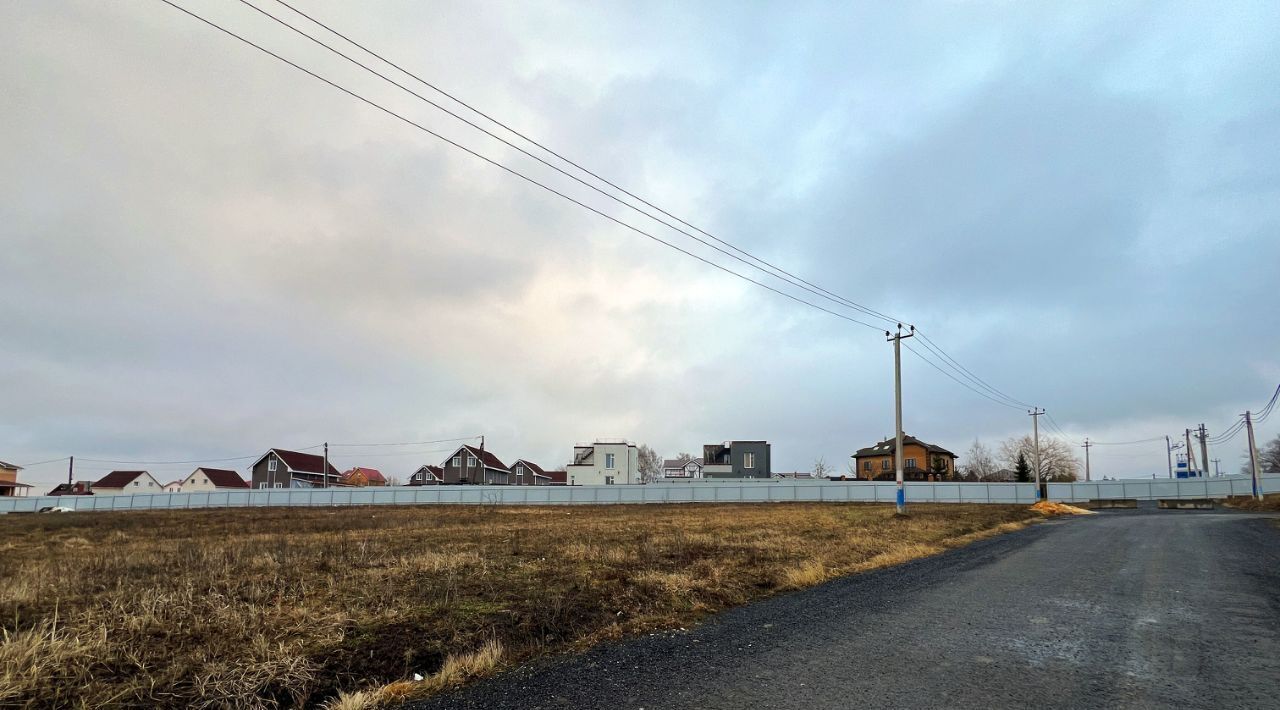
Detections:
249,449,342,489
175,467,250,492
852,435,957,481
543,469,568,486
702,441,772,479
0,460,31,497
509,459,552,486
92,470,164,495
408,464,444,486
437,444,510,484
340,467,387,487
662,456,704,479
48,481,94,496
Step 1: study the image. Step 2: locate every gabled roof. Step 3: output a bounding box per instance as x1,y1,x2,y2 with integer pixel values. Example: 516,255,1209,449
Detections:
251,449,341,476
194,467,250,488
543,469,568,484
511,459,551,479
0,460,22,470
48,482,93,496
163,480,183,488
663,457,704,469
414,464,444,475
853,435,957,459
442,444,510,472
93,470,151,489
342,467,387,484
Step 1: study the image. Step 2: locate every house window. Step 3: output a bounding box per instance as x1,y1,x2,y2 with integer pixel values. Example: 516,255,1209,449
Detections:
743,452,755,469
517,465,524,476
452,456,461,468
905,458,918,469
268,458,277,472
134,481,140,487
605,475,615,485
259,483,267,489
605,453,616,469
881,460,891,471
274,483,283,489
863,461,872,471
467,456,477,468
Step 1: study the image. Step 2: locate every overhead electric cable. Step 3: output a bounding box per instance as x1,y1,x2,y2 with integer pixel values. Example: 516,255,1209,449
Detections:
159,0,887,331
902,342,1025,411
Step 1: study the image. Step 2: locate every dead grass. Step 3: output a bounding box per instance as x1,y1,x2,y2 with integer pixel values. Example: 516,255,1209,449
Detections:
1221,494,1280,512
0,502,1038,707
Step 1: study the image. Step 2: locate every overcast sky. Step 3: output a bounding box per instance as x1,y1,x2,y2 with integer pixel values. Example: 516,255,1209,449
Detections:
3,0,1278,487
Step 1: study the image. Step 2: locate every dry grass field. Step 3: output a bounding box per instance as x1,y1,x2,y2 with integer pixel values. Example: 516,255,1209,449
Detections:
0,502,1042,708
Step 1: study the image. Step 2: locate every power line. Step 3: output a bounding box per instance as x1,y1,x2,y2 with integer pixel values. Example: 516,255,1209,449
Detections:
1044,412,1072,439
160,0,887,333
328,436,480,447
15,456,71,468
263,0,906,328
235,0,900,329
902,342,1025,411
1091,436,1167,446
914,329,1034,409
77,444,323,466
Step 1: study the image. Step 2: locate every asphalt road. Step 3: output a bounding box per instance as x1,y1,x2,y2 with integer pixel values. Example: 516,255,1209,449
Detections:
408,510,1280,710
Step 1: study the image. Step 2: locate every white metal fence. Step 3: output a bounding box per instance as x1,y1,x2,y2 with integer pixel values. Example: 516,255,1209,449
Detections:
1,474,1275,514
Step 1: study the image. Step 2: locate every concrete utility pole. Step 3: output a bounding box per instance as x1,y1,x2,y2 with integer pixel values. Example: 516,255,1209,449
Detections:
480,435,487,485
1165,435,1174,478
1212,458,1221,476
1197,424,1209,481
886,324,914,514
1082,438,1092,482
1245,411,1262,500
67,455,74,486
1028,408,1045,500
1185,428,1197,476
323,442,329,488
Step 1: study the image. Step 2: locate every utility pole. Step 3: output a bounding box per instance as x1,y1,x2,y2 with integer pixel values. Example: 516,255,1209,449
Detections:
1185,428,1197,476
1082,438,1091,482
479,434,487,485
323,442,329,488
67,456,74,487
1245,410,1262,500
886,324,914,514
1211,458,1221,477
1197,423,1209,481
1029,408,1045,500
1165,435,1174,478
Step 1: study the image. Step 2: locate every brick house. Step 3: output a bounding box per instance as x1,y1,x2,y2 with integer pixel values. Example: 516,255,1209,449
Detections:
852,435,957,481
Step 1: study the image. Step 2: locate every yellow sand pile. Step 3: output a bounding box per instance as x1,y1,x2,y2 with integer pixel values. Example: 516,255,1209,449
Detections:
1030,500,1095,516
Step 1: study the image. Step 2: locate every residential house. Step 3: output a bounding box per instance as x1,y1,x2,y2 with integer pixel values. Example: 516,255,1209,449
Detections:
408,464,444,486
176,467,251,492
543,469,568,486
565,440,639,485
662,456,704,479
509,459,552,486
0,460,31,497
249,449,342,489
163,480,183,493
92,470,164,495
702,441,772,479
436,444,511,484
340,467,387,487
851,435,957,481
48,481,94,496
774,471,818,480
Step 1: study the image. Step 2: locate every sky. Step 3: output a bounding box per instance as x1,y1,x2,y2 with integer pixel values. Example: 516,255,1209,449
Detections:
3,0,1278,488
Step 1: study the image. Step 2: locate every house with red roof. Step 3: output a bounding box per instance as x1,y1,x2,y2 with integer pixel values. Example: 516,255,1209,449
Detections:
408,464,444,486
248,449,342,489
92,470,164,496
509,459,552,486
340,467,387,487
174,467,251,492
437,444,511,485
543,469,569,486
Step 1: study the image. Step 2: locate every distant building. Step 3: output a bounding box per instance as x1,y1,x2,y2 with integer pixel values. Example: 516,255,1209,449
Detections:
774,471,817,480
566,440,639,485
852,435,957,481
340,467,388,487
48,481,94,496
92,470,164,495
249,449,342,489
437,444,511,485
509,459,552,486
176,467,251,492
408,464,445,486
662,456,704,479
543,469,569,486
0,460,30,497
702,441,772,479
163,480,183,493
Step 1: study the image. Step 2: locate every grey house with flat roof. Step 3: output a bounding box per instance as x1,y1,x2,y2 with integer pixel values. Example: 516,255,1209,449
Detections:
702,440,772,479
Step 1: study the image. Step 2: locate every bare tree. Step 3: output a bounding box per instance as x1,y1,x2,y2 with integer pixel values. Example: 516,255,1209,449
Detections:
813,457,831,478
637,444,662,484
1000,435,1080,482
1241,434,1280,474
963,439,999,480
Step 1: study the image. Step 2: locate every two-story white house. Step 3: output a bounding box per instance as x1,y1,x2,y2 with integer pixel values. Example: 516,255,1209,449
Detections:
565,440,640,485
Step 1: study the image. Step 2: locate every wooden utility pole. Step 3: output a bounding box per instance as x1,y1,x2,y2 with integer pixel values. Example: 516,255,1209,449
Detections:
323,442,329,488
886,324,914,514
67,456,74,486
1029,408,1045,499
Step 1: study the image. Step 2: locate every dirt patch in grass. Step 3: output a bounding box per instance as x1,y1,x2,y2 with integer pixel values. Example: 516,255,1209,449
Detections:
0,502,1037,707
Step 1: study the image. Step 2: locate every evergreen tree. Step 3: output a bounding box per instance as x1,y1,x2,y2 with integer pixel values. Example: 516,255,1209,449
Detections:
1014,452,1032,483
